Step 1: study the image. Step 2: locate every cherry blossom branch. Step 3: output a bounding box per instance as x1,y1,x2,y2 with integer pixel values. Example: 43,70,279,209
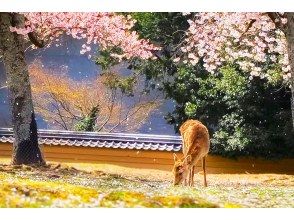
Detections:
28,32,45,48
10,13,160,60
174,12,291,83
267,12,284,30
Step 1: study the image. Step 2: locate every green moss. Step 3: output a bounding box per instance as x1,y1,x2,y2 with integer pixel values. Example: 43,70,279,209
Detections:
1,165,293,208
153,195,217,208
223,203,242,208
98,191,218,208
100,191,148,207
0,172,218,208
0,173,99,207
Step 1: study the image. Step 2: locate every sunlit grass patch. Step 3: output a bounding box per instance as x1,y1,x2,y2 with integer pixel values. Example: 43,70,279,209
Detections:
0,173,100,207
0,162,293,208
0,171,218,208
99,191,218,208
151,195,217,208
223,203,242,208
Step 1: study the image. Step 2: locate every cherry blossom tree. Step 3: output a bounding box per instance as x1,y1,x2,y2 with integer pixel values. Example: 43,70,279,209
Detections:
0,12,158,165
10,12,158,59
174,12,294,129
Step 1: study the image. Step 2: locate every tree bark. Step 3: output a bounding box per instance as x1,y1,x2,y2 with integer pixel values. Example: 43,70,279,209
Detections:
0,13,45,165
285,13,294,131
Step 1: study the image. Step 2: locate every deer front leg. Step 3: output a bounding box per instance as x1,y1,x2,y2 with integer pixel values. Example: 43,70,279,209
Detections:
186,168,190,186
184,176,187,186
188,167,192,186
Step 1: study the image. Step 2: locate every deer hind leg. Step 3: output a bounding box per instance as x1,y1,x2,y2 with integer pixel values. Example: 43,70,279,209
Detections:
191,165,195,187
186,168,191,186
202,156,207,187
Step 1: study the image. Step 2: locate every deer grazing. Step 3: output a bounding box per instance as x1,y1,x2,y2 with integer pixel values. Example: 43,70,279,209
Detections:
172,119,210,187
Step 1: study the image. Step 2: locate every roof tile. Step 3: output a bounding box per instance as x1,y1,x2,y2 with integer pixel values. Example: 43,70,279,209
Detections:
0,128,182,152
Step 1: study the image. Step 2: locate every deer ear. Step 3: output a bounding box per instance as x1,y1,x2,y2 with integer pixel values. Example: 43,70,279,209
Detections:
183,155,192,164
173,153,178,161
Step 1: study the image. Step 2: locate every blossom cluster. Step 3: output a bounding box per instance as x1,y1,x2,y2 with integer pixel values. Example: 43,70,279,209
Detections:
175,13,291,82
10,13,159,60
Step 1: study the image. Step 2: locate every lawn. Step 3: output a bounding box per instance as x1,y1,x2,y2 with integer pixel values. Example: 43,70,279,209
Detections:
0,160,293,208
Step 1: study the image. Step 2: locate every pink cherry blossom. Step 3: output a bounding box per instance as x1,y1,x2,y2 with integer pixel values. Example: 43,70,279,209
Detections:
177,13,290,83
10,12,159,60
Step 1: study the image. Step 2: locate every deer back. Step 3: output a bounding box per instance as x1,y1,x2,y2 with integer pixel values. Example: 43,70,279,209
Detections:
180,120,210,158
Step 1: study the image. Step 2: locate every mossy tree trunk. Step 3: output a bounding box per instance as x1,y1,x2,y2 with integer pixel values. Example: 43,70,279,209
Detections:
0,12,45,165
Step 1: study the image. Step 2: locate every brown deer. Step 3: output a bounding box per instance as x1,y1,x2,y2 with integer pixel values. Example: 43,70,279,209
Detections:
172,119,210,187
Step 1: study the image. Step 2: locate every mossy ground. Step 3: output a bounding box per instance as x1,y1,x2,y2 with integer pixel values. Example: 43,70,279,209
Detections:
0,161,293,208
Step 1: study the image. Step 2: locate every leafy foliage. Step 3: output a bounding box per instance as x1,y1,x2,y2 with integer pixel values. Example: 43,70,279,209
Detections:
165,65,294,159
100,71,137,97
95,49,121,70
74,106,99,132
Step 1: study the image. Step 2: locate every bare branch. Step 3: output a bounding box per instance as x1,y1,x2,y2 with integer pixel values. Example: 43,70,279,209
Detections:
29,62,159,132
96,87,117,131
53,119,68,130
108,100,158,132
50,100,69,130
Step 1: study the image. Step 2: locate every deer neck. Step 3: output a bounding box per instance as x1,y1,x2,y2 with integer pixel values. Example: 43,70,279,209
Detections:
183,160,193,170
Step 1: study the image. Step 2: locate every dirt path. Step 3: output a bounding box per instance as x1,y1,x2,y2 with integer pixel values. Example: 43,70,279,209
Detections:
1,159,293,187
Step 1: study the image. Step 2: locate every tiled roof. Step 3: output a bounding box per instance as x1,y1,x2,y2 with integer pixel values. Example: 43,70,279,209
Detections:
0,128,182,152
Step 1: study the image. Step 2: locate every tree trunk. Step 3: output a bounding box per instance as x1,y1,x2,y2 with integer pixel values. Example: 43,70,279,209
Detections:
285,13,294,131
0,13,45,165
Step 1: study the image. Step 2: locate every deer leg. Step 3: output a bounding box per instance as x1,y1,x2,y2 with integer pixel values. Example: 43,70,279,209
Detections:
202,156,207,187
184,174,188,186
188,167,192,187
187,168,191,186
191,165,195,187
189,167,193,186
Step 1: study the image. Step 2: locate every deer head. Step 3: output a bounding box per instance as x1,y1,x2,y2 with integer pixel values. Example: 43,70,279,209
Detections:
172,153,191,186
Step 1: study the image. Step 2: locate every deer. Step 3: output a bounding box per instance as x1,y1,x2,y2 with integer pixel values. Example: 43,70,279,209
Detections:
172,119,210,187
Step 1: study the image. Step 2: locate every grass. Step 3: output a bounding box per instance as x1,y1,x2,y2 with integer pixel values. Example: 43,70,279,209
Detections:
0,160,293,208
